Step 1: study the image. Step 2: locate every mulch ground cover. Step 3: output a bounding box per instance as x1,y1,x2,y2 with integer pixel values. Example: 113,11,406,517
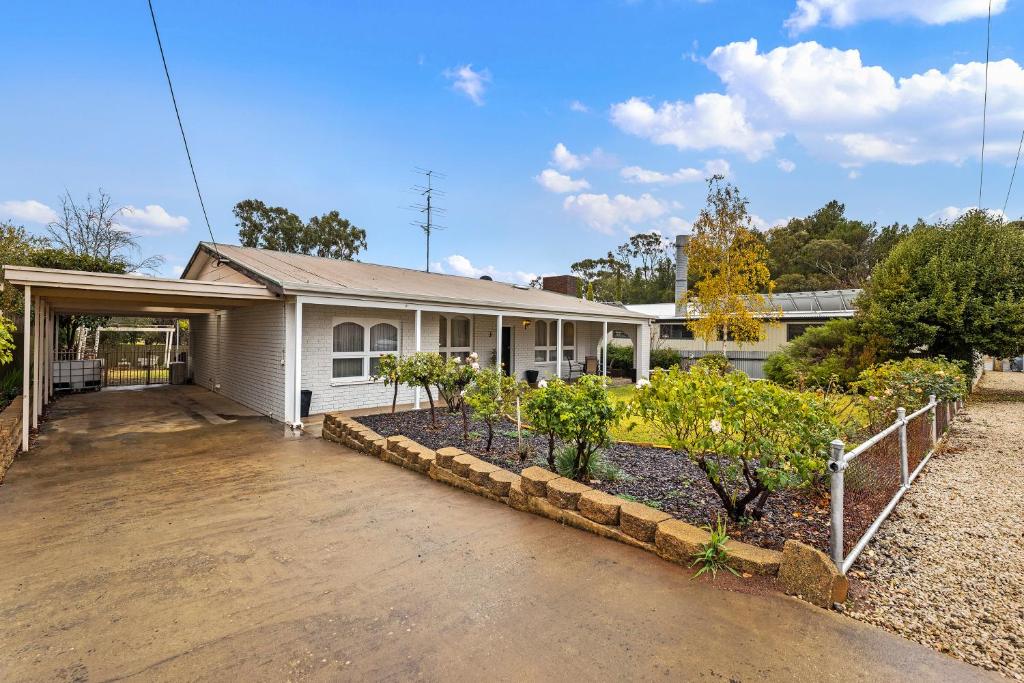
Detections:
355,408,831,552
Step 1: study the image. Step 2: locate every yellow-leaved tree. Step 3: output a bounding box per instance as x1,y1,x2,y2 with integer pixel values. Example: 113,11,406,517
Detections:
683,176,778,354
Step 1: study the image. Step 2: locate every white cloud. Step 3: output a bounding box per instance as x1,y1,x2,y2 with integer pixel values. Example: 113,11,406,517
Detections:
927,205,1007,222
119,204,189,235
615,39,1024,167
777,158,796,173
562,192,669,234
665,217,693,235
0,199,57,224
610,94,779,160
551,142,587,171
443,254,537,284
569,100,589,113
848,169,861,179
443,64,491,105
786,0,1007,34
535,169,591,193
620,159,731,185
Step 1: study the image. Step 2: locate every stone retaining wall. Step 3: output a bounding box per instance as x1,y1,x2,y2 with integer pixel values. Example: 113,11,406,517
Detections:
322,411,845,607
0,396,23,485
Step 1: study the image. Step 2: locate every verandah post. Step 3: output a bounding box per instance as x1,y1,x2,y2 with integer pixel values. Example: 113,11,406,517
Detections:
828,439,845,569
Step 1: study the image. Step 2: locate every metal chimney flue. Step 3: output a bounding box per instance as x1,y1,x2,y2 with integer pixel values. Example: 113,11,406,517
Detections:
674,234,689,316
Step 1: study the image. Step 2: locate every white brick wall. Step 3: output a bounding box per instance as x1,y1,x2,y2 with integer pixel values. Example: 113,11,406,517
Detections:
191,302,287,420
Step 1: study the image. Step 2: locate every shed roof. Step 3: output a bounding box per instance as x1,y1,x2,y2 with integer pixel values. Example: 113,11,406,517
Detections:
626,289,861,320
184,243,649,321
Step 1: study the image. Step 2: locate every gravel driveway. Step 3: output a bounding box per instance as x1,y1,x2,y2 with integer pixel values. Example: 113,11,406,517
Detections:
846,372,1024,679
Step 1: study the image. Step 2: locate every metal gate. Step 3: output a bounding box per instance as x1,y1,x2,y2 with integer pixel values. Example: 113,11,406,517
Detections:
99,343,184,387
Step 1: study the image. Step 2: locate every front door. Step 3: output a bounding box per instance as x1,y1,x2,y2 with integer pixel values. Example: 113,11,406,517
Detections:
501,326,512,376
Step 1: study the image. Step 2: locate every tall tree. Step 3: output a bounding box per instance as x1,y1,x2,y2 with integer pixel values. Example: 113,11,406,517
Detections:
683,176,777,353
765,200,907,292
858,210,1024,365
47,189,163,272
570,231,674,304
234,199,367,259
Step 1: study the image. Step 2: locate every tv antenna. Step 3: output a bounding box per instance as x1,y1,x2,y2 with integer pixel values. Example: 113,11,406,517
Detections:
407,168,447,272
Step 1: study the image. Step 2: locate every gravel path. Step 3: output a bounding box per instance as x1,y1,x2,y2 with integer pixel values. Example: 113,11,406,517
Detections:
846,372,1024,679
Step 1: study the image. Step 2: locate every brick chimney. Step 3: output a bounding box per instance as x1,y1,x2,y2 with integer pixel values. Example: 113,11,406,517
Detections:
675,234,689,316
542,275,581,297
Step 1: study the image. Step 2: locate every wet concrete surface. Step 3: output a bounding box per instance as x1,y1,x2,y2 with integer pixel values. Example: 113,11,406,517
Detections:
0,386,995,681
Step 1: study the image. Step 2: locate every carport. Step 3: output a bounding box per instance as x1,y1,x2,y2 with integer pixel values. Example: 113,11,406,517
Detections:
2,266,279,452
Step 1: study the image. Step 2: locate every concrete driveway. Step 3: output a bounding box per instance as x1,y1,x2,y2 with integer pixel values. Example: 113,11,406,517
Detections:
0,386,991,682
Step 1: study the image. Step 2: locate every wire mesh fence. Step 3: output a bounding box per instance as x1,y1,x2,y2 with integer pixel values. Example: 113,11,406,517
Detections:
54,344,188,388
830,395,963,574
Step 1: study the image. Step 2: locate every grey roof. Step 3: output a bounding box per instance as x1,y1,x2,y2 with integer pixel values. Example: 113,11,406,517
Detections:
188,243,648,320
626,289,861,320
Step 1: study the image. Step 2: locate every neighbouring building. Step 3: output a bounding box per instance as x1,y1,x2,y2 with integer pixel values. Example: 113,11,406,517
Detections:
625,235,860,378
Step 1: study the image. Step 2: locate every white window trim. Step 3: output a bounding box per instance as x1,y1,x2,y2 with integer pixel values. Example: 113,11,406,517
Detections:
438,314,473,359
330,316,402,385
533,320,575,364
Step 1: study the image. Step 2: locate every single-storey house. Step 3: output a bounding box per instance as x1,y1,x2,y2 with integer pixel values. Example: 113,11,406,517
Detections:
625,235,860,377
4,242,652,450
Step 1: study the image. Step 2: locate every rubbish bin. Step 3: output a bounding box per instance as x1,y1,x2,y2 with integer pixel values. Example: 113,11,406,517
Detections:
300,390,313,418
524,369,540,385
169,362,187,385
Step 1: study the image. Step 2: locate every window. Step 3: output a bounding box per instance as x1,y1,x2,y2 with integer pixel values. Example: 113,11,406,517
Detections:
659,323,693,340
787,323,822,342
332,319,400,381
612,330,630,340
533,320,574,362
716,327,738,342
438,315,472,359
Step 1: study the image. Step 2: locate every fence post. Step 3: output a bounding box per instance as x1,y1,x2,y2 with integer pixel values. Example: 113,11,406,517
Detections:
928,394,937,445
897,407,909,488
828,439,846,568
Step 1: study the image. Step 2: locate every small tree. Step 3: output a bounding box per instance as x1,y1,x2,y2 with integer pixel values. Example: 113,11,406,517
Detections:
523,378,573,469
372,354,403,414
684,176,778,353
463,367,524,451
434,353,480,414
853,357,967,430
549,375,621,482
401,352,446,427
629,365,837,521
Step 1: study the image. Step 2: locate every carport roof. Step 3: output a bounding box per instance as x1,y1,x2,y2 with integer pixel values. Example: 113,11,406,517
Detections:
3,265,279,315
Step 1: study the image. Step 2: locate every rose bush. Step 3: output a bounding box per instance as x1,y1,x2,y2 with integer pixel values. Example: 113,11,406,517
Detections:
853,356,967,429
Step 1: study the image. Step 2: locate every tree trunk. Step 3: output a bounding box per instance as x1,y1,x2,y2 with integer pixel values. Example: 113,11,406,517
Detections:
425,385,437,427
547,433,556,470
485,421,494,452
461,402,469,441
391,381,399,414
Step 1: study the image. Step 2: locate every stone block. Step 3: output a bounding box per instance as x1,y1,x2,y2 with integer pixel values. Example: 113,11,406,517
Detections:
546,478,591,510
778,540,848,608
619,501,672,543
508,479,529,511
468,461,499,487
385,436,410,453
520,466,560,498
577,490,622,525
435,447,463,470
451,453,480,479
488,470,520,498
727,541,781,576
654,519,710,565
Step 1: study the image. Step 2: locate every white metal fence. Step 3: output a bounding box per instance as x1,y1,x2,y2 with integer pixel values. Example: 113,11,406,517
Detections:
828,394,963,575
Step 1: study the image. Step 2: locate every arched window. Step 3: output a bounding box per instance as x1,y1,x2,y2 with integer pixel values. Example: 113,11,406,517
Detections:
332,319,401,381
438,315,473,360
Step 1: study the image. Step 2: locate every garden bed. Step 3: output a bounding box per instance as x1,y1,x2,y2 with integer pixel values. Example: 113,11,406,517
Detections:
355,407,831,553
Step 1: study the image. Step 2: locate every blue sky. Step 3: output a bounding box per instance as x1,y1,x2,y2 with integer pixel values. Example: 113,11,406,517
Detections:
2,1,1022,283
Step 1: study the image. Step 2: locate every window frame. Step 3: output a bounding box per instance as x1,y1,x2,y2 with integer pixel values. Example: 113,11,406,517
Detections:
533,320,575,363
658,323,694,340
330,317,402,384
786,322,822,342
438,314,473,360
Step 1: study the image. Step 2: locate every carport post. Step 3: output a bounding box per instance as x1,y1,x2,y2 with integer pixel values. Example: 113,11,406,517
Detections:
42,302,50,406
556,318,563,380
293,297,303,427
414,308,421,409
602,321,608,377
22,285,31,451
495,313,502,379
32,295,41,429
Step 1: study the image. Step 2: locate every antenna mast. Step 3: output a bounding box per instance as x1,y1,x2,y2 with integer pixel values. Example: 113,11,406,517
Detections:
408,168,447,272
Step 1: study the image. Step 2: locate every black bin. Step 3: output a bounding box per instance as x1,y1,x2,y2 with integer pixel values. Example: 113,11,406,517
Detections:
525,369,540,384
300,389,313,418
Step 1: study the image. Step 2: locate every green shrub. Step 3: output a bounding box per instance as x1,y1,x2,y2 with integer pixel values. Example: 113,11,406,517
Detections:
371,354,403,414
523,377,573,469
628,365,838,521
692,354,731,375
434,353,479,414
650,347,682,370
543,374,621,481
401,352,446,426
690,517,739,579
765,318,876,390
553,444,623,482
853,356,968,429
463,367,526,451
606,343,634,370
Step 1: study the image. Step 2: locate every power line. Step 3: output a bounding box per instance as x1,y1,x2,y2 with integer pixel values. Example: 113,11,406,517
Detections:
147,0,220,258
1003,128,1024,217
978,0,993,209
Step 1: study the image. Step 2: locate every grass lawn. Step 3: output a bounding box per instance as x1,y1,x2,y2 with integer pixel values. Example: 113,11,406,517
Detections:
607,383,869,446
